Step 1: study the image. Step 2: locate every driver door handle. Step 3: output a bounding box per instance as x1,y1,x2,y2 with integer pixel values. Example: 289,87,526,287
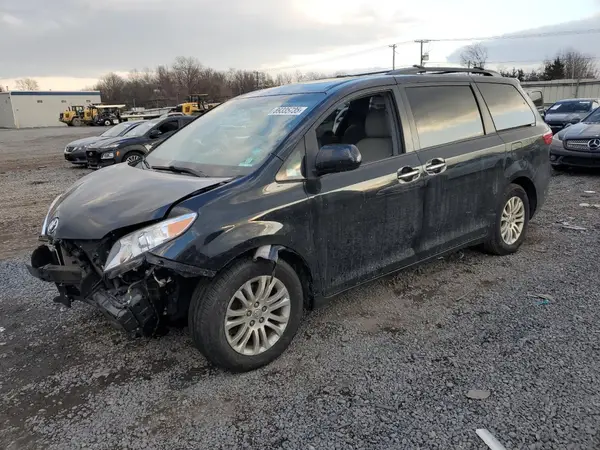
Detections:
424,158,447,175
397,166,421,183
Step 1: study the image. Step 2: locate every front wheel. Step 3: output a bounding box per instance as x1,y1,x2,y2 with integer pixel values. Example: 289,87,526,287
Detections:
483,183,530,256
123,151,143,165
104,119,112,126
188,258,304,372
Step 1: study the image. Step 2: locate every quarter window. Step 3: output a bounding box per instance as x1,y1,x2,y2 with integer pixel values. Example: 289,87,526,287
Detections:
405,86,484,149
477,83,535,131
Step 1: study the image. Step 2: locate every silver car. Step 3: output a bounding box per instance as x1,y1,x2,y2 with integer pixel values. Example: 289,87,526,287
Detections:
544,98,600,134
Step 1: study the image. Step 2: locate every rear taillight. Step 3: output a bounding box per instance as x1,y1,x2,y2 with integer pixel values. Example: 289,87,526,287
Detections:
542,131,553,145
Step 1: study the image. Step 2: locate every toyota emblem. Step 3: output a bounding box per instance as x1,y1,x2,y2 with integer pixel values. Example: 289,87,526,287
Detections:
47,217,59,235
588,138,600,150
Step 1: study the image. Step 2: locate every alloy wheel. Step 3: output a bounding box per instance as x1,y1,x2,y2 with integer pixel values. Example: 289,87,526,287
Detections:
224,276,291,356
125,154,141,164
500,196,525,245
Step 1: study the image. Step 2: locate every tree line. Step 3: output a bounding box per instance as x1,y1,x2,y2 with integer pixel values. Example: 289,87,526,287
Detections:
459,44,599,81
91,56,329,108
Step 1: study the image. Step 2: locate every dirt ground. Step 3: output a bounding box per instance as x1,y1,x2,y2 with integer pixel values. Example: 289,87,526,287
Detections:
0,127,97,258
1,127,600,449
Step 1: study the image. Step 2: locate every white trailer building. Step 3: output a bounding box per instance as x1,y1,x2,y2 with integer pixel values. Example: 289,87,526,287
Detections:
0,90,102,128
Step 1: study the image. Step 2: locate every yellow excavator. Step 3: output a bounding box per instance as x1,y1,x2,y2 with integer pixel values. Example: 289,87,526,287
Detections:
172,94,219,116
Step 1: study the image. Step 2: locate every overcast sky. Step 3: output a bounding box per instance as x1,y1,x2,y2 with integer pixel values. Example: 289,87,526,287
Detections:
1,0,599,90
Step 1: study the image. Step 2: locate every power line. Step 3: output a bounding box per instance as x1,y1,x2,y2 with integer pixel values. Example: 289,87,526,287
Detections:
262,28,600,73
427,56,600,65
424,28,600,43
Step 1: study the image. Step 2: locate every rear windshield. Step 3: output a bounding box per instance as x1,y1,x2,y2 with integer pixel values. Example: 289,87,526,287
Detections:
145,93,325,177
547,101,593,113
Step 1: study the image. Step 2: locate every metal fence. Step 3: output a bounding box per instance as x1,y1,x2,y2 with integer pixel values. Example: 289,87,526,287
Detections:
521,79,600,105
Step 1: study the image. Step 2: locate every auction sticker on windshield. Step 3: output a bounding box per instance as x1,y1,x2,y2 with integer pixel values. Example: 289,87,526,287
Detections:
268,106,308,116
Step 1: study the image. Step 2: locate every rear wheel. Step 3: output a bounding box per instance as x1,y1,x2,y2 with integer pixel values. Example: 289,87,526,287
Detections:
104,119,112,126
123,151,143,165
188,258,304,372
72,118,82,127
483,183,530,256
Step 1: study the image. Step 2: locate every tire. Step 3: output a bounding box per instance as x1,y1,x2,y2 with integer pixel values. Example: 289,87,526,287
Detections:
483,183,530,256
72,118,82,127
123,151,143,165
104,119,112,126
188,258,304,372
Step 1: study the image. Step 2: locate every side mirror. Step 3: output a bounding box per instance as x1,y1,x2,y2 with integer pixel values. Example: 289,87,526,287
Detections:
570,118,581,124
149,129,162,138
315,144,362,176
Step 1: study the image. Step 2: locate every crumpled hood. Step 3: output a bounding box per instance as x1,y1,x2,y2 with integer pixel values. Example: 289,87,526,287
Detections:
46,163,230,240
545,112,589,122
558,122,600,140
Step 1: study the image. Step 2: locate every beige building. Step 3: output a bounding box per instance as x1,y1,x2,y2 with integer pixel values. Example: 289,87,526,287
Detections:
0,90,102,128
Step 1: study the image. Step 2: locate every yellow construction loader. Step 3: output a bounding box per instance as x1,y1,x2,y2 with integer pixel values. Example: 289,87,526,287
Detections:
59,105,95,126
172,94,219,116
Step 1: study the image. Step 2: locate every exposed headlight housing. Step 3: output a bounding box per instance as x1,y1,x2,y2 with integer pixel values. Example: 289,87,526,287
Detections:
104,213,197,274
101,152,115,159
41,195,62,236
553,133,563,142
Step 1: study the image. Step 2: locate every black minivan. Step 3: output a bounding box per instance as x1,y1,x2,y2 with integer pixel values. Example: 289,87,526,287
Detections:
28,66,551,372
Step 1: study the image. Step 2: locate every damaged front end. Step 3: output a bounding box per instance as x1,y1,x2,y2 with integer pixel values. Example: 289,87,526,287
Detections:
27,214,212,337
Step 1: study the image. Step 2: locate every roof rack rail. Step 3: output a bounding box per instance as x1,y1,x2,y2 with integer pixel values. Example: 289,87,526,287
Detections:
335,70,391,78
387,65,501,77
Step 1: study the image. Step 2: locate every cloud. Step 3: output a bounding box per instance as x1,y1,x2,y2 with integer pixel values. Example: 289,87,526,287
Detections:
1,12,23,26
447,14,600,68
0,0,416,78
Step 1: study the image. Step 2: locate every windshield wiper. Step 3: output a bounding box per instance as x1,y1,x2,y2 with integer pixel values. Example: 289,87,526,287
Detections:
151,165,207,177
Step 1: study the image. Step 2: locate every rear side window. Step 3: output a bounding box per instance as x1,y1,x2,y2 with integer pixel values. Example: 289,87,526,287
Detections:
405,86,484,149
477,83,535,131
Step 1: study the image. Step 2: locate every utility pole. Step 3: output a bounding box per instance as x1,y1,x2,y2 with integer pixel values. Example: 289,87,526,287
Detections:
414,39,430,66
388,44,397,70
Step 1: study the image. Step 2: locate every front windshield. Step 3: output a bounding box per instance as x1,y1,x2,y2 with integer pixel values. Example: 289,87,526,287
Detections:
100,122,137,138
583,107,600,123
145,93,325,176
124,120,158,137
547,100,593,114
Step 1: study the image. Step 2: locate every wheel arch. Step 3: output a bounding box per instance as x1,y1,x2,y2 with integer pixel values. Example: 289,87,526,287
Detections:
216,244,316,310
509,175,538,218
119,146,147,163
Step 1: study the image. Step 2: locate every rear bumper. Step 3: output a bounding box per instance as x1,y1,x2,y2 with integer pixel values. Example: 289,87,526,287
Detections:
550,142,600,167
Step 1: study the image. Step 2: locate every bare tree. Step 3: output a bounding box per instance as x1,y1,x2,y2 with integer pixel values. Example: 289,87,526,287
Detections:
560,49,598,79
15,78,39,90
172,56,203,96
95,72,126,103
275,72,294,85
460,44,488,69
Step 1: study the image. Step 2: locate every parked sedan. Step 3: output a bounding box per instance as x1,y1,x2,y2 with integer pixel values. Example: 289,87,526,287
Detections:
550,106,600,169
544,98,600,134
85,115,196,169
63,121,143,165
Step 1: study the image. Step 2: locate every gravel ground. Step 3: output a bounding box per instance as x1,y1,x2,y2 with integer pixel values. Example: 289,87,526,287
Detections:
1,127,600,450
